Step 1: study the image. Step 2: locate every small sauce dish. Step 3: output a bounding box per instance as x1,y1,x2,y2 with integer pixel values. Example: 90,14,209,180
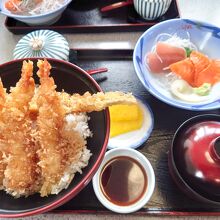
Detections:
108,98,154,149
92,148,155,213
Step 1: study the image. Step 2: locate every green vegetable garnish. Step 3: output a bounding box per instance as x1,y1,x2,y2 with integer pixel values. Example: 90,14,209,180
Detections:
193,83,211,96
184,47,193,57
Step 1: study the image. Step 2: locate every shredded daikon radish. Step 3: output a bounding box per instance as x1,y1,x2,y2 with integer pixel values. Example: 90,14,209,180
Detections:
151,33,197,53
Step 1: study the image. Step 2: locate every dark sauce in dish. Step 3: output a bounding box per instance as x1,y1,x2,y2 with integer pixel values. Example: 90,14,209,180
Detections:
100,156,147,206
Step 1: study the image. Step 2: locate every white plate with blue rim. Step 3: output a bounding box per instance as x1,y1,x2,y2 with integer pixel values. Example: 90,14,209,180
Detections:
107,97,154,149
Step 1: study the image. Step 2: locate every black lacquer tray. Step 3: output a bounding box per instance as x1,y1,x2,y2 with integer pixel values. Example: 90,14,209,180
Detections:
5,0,179,35
52,48,220,216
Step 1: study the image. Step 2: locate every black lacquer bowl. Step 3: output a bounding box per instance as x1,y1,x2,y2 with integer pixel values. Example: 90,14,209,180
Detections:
169,114,220,205
0,58,110,217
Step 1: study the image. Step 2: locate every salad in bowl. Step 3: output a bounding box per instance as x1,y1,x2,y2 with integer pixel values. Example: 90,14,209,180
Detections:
0,0,72,25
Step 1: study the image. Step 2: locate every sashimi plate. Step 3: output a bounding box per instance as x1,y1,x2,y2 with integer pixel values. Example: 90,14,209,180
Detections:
133,18,220,111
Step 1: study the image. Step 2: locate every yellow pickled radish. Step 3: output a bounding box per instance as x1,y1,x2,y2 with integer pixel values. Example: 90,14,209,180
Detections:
109,104,143,137
109,104,140,121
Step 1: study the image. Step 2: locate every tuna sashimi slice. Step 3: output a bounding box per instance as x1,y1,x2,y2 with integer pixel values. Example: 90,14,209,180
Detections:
147,42,186,73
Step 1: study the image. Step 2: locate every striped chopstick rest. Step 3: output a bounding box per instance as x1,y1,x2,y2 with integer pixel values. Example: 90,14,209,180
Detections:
13,30,69,61
133,0,172,20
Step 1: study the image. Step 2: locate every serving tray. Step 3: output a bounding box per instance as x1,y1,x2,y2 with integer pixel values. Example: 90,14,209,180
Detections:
4,0,179,35
52,48,220,216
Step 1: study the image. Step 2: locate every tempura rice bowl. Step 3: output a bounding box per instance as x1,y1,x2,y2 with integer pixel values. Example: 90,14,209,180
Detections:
0,58,110,217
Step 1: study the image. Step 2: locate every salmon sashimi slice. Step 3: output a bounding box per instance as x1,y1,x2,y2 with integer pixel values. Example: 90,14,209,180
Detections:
195,60,220,87
190,51,210,73
169,58,195,86
190,51,210,84
169,50,220,87
213,60,220,82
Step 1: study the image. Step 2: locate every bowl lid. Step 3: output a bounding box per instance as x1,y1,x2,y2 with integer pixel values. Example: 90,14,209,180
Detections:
13,30,69,61
173,114,220,201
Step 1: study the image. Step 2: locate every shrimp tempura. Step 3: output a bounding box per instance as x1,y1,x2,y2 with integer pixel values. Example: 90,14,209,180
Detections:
34,59,73,196
0,61,40,197
59,91,137,114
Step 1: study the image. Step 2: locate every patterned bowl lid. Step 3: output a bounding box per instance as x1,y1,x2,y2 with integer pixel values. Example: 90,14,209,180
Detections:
13,30,69,61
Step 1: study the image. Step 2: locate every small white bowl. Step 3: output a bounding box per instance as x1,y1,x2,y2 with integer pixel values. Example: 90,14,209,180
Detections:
108,98,154,149
0,0,72,26
92,148,155,214
133,0,172,20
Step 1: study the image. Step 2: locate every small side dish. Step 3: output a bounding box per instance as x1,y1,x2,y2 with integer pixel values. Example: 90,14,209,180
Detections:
92,148,155,213
0,59,136,198
108,98,154,149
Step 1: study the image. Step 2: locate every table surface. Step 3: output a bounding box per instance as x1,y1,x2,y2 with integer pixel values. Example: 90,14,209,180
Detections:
1,0,220,219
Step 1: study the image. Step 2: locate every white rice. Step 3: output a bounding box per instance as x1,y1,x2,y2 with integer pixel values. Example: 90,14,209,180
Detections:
65,113,93,139
51,113,92,195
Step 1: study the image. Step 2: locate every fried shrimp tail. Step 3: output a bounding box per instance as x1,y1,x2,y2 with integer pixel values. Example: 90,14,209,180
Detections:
60,91,137,114
0,61,40,197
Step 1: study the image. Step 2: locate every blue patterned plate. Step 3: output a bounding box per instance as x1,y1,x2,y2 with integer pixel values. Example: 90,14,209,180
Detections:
13,30,69,61
133,18,220,111
107,98,154,149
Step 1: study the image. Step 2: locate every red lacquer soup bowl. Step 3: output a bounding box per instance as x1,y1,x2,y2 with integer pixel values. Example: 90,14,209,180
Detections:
169,114,220,204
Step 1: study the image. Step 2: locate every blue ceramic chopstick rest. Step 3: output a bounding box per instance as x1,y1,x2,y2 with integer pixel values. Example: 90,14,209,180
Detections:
13,30,69,61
